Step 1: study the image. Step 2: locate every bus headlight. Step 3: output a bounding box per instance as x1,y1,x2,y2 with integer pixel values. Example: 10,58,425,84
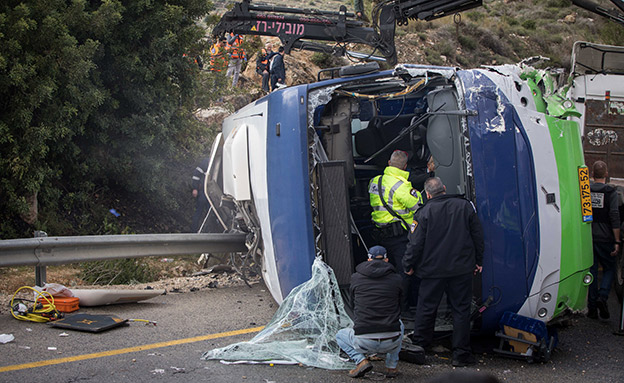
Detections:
541,293,552,303
583,273,593,285
538,308,548,318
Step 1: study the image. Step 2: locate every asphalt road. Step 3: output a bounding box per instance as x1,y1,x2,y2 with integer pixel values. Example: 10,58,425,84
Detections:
1,281,623,383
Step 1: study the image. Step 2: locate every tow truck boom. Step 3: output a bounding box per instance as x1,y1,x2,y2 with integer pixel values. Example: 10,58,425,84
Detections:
212,0,482,65
572,0,624,26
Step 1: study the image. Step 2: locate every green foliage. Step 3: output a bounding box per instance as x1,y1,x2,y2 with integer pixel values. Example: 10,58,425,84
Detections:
310,52,343,69
522,19,536,30
405,20,436,33
80,258,155,285
424,47,444,66
600,21,624,46
458,35,477,51
0,0,215,238
456,54,472,68
480,30,511,57
506,17,519,26
465,11,484,22
546,0,572,7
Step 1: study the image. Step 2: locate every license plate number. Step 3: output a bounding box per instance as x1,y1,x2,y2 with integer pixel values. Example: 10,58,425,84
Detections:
578,166,593,222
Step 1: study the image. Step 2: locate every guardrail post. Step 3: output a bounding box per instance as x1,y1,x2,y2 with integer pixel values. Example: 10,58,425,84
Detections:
34,230,47,286
615,292,624,336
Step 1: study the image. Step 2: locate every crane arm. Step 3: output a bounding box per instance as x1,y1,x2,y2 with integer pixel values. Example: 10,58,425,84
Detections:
212,0,482,66
572,0,624,26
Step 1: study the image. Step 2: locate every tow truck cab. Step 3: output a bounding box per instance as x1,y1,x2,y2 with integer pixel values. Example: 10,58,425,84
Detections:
209,63,592,333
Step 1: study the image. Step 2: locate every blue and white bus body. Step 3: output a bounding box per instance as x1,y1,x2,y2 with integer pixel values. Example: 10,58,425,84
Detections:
211,63,592,333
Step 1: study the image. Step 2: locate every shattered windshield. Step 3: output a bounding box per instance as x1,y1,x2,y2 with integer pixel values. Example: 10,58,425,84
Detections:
202,258,355,370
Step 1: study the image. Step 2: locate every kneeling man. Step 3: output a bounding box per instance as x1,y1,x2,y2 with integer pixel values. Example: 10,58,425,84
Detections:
336,246,404,378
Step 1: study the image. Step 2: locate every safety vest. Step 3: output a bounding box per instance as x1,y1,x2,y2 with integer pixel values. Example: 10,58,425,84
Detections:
209,43,228,72
228,33,246,60
256,49,269,73
259,49,268,65
369,166,423,230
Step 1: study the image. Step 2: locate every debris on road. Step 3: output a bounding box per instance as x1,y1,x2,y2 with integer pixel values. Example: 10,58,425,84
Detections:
0,333,15,344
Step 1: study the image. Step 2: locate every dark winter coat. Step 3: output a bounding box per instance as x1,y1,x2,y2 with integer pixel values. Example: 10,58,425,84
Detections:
270,53,286,82
403,194,484,279
350,260,403,335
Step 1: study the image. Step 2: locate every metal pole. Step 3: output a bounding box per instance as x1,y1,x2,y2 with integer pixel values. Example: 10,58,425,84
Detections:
34,230,47,286
615,285,624,335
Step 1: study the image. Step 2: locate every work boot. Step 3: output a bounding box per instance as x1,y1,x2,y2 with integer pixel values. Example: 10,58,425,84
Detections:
348,359,372,378
596,298,610,320
587,307,598,319
452,354,477,367
385,367,400,378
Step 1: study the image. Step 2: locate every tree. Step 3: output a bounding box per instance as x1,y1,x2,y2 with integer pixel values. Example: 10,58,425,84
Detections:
0,0,214,238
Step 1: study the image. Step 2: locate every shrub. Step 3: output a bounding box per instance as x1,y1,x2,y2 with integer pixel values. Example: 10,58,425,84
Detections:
80,258,156,285
456,54,472,68
522,19,536,30
466,11,484,22
600,22,624,46
424,47,445,66
405,20,436,33
480,31,511,57
458,35,477,50
546,0,571,7
506,17,519,26
310,52,343,69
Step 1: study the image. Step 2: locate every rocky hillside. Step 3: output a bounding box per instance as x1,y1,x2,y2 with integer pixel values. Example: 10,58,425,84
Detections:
212,0,624,95
148,0,624,234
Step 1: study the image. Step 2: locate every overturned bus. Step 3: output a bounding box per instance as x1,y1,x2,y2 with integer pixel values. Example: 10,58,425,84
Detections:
201,62,593,335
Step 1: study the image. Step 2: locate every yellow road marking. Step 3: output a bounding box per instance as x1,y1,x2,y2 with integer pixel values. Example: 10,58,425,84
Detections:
0,326,264,373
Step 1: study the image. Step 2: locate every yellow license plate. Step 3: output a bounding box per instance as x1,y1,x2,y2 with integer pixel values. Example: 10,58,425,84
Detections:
578,166,593,222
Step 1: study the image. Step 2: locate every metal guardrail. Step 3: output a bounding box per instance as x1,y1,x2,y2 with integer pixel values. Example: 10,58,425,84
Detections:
0,233,248,268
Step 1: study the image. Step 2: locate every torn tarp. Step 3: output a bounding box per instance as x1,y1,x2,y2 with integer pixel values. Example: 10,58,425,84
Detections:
202,258,355,370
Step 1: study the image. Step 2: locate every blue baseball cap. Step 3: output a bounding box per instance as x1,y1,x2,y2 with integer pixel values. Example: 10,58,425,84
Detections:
368,245,387,260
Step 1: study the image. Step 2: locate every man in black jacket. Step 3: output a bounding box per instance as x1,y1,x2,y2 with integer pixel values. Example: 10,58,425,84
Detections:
336,246,404,378
588,160,621,320
403,177,484,367
269,46,286,91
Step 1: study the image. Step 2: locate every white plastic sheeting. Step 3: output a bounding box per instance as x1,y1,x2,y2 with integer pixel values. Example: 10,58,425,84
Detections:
202,258,355,370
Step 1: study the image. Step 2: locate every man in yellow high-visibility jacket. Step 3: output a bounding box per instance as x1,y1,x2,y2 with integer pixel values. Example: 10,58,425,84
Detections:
369,150,423,313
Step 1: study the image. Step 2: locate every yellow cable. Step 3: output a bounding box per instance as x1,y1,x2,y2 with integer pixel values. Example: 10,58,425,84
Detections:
10,286,62,323
335,78,426,100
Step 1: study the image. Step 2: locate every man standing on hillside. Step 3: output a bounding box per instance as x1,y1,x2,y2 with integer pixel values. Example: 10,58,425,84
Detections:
226,33,246,87
209,37,228,72
588,160,620,320
269,46,286,91
404,177,484,367
256,47,271,93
